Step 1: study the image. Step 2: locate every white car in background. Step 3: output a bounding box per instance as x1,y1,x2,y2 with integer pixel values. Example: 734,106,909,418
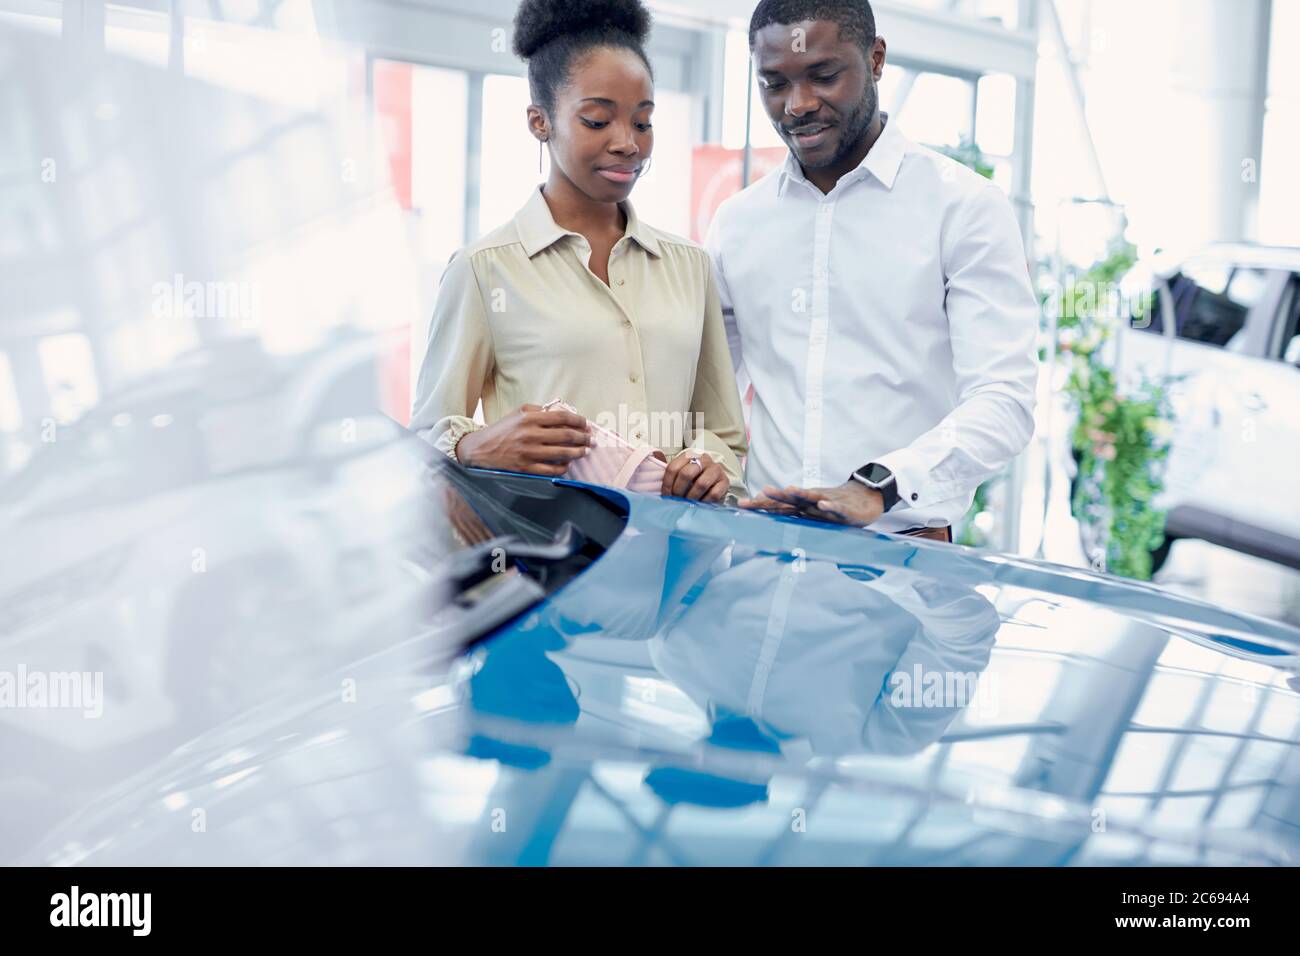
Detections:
1113,243,1300,571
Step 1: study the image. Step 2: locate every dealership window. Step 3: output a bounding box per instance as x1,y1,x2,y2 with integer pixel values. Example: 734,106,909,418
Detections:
895,0,1023,29
0,1,59,34
177,2,350,112
0,351,21,433
720,28,782,152
974,72,1015,193
104,3,169,67
1259,0,1300,245
478,73,542,236
38,331,99,424
897,72,974,149
410,64,469,271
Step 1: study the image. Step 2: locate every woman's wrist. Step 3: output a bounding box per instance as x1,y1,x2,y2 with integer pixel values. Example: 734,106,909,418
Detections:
453,427,482,467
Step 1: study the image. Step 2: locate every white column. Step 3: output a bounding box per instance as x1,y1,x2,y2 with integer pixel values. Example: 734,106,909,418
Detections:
1169,0,1272,242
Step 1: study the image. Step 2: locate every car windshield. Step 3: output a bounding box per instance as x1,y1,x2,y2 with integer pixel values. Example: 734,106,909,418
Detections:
421,452,630,648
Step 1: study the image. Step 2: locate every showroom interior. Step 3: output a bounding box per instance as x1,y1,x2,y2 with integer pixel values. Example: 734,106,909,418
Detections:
3,0,1298,616
2,0,1299,870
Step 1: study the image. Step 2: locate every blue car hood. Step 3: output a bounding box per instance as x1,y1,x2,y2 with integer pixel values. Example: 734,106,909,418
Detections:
32,485,1300,866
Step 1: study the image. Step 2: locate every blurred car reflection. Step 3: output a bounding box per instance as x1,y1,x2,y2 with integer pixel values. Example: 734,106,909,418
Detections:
24,453,1300,867
0,19,431,858
0,332,442,855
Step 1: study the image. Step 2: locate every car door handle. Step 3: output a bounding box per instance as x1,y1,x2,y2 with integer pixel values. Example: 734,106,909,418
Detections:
1242,391,1267,411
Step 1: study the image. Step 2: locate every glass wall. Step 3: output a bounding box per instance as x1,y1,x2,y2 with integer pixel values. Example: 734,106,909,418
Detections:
0,0,1030,464
7,0,1295,478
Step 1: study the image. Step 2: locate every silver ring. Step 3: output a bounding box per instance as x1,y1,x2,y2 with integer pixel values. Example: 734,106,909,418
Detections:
688,457,702,468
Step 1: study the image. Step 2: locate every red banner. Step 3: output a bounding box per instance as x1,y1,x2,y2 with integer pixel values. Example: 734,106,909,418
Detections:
689,145,788,242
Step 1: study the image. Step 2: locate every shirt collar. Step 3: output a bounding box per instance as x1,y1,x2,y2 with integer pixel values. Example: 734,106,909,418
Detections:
777,111,907,198
516,185,662,259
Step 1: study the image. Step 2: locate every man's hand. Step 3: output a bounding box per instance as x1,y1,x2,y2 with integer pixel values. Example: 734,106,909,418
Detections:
662,451,729,502
738,480,885,526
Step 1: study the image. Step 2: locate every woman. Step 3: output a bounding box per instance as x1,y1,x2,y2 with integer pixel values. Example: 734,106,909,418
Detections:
410,0,747,502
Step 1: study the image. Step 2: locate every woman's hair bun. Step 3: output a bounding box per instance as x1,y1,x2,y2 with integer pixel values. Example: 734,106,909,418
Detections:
512,0,651,60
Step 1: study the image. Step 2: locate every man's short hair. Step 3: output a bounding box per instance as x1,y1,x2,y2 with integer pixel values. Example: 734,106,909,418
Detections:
748,0,877,55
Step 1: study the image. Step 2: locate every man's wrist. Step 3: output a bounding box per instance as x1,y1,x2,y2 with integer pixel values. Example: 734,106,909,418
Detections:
850,481,885,516
851,462,901,511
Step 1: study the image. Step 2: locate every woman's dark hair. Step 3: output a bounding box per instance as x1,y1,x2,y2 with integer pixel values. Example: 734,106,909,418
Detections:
512,0,654,114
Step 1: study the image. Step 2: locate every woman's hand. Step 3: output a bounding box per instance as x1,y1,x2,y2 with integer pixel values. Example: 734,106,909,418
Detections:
661,451,729,503
455,404,593,476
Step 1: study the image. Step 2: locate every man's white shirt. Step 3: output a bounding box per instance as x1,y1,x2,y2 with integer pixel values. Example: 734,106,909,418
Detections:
705,115,1039,532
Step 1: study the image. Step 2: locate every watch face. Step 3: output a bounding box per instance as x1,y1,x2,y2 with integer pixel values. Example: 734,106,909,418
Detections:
860,463,892,485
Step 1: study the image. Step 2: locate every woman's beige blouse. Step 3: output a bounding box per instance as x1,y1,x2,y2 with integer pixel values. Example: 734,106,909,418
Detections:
410,185,748,490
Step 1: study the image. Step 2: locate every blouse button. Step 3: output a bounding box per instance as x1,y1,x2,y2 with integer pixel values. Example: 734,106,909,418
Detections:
618,279,626,286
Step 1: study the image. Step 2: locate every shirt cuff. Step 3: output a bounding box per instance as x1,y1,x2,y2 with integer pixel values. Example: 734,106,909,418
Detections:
873,447,932,512
874,447,967,510
431,416,481,463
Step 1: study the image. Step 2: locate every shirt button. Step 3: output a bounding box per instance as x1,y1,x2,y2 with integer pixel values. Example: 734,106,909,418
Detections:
618,279,626,286
911,493,919,501
630,372,639,383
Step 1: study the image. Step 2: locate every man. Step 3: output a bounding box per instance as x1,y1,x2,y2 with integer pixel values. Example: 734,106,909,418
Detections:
707,0,1039,542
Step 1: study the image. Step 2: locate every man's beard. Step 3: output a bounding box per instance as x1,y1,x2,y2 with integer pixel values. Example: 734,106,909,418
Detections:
800,81,878,170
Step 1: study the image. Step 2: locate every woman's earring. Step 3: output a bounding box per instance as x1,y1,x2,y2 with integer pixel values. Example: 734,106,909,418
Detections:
638,157,652,179
538,136,547,174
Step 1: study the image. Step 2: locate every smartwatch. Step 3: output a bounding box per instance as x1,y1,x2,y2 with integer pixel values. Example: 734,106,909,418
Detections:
851,462,901,512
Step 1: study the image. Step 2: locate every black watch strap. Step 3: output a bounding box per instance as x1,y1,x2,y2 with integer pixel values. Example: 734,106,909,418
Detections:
852,462,900,511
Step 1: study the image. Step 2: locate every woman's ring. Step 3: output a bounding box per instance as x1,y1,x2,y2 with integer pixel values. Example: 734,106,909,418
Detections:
688,457,702,468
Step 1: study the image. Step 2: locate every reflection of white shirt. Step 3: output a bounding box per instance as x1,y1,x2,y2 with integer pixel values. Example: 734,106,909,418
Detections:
650,556,999,756
705,115,1039,531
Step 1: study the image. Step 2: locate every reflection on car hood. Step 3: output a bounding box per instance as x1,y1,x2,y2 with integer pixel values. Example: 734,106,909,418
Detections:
32,485,1300,866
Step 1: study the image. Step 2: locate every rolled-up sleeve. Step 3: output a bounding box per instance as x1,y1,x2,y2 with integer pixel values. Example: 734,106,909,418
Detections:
686,266,749,495
876,184,1039,511
409,251,494,460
